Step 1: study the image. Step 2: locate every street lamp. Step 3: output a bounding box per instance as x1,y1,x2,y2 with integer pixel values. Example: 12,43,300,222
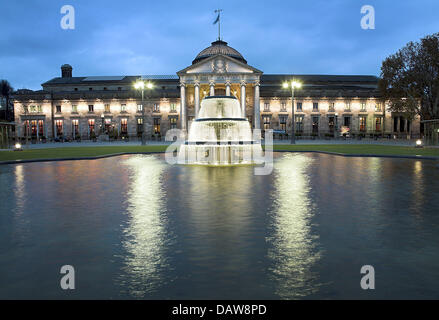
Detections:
134,80,154,145
283,80,302,144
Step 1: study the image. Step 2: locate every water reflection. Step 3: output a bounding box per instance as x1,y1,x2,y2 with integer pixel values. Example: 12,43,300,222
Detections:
268,153,322,299
117,155,170,297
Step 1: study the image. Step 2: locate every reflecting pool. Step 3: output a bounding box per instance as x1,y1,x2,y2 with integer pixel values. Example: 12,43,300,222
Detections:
0,153,438,299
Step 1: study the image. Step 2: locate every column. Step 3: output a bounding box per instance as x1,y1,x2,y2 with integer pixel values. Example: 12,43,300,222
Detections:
180,82,186,131
194,81,200,119
253,80,260,129
209,80,215,96
240,80,246,118
225,81,231,96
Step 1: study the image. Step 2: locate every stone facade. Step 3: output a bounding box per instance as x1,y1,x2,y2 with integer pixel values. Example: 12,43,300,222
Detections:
13,40,420,141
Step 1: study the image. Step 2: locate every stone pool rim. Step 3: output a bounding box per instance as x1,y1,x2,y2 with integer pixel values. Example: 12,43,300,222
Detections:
1,150,438,166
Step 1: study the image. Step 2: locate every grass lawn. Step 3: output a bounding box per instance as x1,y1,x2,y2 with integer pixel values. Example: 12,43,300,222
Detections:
0,144,438,162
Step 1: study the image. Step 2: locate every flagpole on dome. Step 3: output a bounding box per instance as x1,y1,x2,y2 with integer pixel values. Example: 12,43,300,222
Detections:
214,9,222,40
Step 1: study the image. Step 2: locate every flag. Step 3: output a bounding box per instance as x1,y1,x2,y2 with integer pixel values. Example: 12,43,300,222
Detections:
213,14,220,24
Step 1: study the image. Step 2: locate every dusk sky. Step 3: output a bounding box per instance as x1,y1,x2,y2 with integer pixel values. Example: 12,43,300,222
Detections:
1,0,438,90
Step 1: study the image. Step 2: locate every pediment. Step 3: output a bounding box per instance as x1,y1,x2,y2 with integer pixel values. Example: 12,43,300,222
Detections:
177,54,262,76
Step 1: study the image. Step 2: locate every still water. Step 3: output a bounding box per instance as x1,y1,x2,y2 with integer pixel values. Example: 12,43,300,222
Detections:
0,153,438,299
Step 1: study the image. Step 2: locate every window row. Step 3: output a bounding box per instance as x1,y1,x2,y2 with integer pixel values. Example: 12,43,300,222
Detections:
264,102,384,112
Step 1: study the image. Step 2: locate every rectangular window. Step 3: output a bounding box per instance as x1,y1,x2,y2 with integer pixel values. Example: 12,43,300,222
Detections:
121,104,127,112
137,118,143,133
170,103,176,112
37,105,42,113
55,119,63,136
313,102,319,111
170,117,177,129
295,115,304,132
328,116,335,133
88,119,95,135
375,117,382,131
30,120,37,136
264,103,270,112
23,106,29,113
153,103,160,112
280,102,287,111
345,102,351,111
88,105,94,112
72,119,79,137
120,118,128,134
279,115,287,131
104,119,111,133
153,118,161,134
361,103,367,112
29,105,36,113
263,116,271,130
344,116,351,128
359,116,367,131
329,102,335,112
137,104,143,112
56,105,61,113
104,104,110,113
312,116,319,134
38,120,44,136
375,103,382,112
296,102,302,111
72,105,78,113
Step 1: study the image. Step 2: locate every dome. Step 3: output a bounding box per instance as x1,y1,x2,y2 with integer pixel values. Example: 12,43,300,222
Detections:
192,40,247,65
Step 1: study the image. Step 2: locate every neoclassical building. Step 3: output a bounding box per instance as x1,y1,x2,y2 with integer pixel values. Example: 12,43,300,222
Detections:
13,39,420,141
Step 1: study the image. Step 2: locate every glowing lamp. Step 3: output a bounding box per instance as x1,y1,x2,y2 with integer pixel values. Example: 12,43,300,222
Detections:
415,139,423,148
14,143,23,151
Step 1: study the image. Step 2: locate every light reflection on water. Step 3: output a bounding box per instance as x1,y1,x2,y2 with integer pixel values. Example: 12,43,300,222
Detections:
1,153,439,299
268,154,322,299
117,155,172,297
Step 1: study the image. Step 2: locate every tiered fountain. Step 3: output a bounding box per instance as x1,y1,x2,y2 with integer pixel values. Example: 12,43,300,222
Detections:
178,96,263,165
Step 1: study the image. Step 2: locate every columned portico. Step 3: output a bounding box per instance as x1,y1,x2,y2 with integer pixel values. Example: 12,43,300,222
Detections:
253,81,260,129
240,81,246,118
194,81,200,118
209,81,215,96
180,82,187,131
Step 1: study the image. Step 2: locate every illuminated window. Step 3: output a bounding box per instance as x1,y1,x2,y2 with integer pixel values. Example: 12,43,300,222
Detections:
30,120,37,136
295,115,304,132
170,103,176,112
88,119,95,135
153,118,161,134
359,116,367,131
264,103,270,111
104,118,111,133
121,104,127,112
137,104,143,112
170,117,177,129
280,102,287,111
72,105,78,113
120,118,128,134
296,102,302,111
72,119,79,137
55,119,63,136
137,118,143,133
375,103,382,112
38,120,44,136
279,115,287,131
263,116,271,130
37,105,42,113
329,102,335,112
313,102,319,111
30,105,36,113
153,103,160,112
345,102,351,111
328,116,335,133
375,117,382,131
360,103,367,112
104,104,110,113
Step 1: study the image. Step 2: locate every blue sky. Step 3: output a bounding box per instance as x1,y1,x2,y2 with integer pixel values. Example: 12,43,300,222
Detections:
1,0,438,90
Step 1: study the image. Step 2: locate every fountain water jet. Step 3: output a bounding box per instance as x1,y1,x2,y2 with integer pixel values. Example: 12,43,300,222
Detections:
178,96,263,165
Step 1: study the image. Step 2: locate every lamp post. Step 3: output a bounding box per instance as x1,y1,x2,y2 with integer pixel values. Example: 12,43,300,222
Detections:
283,80,302,144
134,80,153,146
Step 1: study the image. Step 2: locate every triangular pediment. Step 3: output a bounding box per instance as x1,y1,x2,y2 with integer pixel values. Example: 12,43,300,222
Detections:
177,54,262,76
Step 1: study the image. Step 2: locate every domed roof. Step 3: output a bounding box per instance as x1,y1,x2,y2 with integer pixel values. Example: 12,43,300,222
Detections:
192,40,247,65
